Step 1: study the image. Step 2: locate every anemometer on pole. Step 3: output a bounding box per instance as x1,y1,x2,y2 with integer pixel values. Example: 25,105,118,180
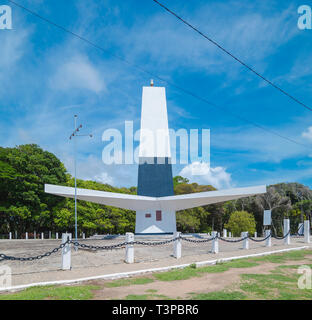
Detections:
69,115,93,248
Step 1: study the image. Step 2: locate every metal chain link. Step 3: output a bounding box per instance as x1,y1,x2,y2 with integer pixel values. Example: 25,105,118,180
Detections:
217,235,248,243
180,236,215,243
248,233,271,242
70,240,127,250
131,238,176,246
271,230,291,240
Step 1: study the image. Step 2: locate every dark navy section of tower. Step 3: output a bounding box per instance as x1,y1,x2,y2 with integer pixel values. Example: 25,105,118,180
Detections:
137,157,174,197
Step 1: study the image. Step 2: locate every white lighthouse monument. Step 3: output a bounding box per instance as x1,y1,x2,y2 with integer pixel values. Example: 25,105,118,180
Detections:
45,82,266,234
135,82,176,234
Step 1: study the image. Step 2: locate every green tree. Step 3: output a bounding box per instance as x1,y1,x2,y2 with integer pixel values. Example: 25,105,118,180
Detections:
173,176,189,188
0,144,67,234
225,211,256,237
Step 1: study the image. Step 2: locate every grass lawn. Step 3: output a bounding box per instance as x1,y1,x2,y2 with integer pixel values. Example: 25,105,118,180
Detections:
190,249,312,300
105,277,154,287
0,285,100,300
1,249,312,300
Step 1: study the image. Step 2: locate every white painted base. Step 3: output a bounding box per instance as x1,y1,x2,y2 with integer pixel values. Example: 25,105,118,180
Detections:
242,232,249,249
211,231,218,254
61,233,72,270
265,230,271,247
125,233,134,264
135,210,176,234
284,219,290,245
173,232,181,259
304,220,310,243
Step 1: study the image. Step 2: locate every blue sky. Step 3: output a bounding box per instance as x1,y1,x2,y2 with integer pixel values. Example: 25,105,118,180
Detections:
1,0,312,189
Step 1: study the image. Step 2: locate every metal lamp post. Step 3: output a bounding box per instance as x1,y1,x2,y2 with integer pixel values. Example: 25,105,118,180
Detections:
69,115,92,247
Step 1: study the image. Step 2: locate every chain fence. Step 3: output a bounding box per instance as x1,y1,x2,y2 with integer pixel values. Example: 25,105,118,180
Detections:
0,227,306,262
0,240,70,262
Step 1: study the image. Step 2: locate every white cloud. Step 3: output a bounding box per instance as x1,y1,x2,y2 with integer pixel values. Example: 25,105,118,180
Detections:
62,154,138,188
302,126,312,142
0,27,32,94
0,29,29,69
63,155,114,184
114,2,297,80
50,55,105,93
179,162,232,189
94,172,114,185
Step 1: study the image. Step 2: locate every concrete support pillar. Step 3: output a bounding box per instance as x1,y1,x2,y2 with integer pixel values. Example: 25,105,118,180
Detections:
173,232,181,259
9,232,12,240
211,231,219,254
125,232,134,264
61,233,72,270
34,231,36,239
41,232,44,240
284,219,290,245
15,231,17,239
223,229,227,238
82,233,85,240
49,231,51,239
25,232,28,240
254,232,257,238
56,232,58,240
265,230,271,247
242,232,249,250
304,220,310,244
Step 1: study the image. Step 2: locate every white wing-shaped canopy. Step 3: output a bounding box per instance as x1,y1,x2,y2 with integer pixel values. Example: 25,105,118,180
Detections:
45,184,266,212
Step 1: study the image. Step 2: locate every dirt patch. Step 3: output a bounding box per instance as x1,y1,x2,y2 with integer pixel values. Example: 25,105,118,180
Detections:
90,258,311,300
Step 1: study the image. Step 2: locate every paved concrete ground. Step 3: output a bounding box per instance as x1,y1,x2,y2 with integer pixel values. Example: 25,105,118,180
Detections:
0,235,310,287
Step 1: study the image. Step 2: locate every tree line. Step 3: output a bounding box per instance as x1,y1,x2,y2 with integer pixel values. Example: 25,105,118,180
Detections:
0,144,311,237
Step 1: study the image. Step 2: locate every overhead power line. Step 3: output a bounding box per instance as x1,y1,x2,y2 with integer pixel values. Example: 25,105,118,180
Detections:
151,0,312,113
7,0,311,150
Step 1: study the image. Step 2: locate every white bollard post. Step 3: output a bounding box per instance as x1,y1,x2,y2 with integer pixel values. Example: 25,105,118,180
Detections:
83,233,85,240
25,232,28,240
49,231,51,239
15,231,17,239
254,232,257,238
229,232,232,238
304,220,310,243
125,232,134,263
56,232,58,240
34,231,36,239
173,232,181,259
61,233,72,270
223,229,227,238
211,231,219,254
9,232,12,240
265,230,271,247
41,232,44,240
284,219,290,245
242,232,249,250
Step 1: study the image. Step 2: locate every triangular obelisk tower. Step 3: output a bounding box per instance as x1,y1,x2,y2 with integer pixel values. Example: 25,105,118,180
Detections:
135,81,176,234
